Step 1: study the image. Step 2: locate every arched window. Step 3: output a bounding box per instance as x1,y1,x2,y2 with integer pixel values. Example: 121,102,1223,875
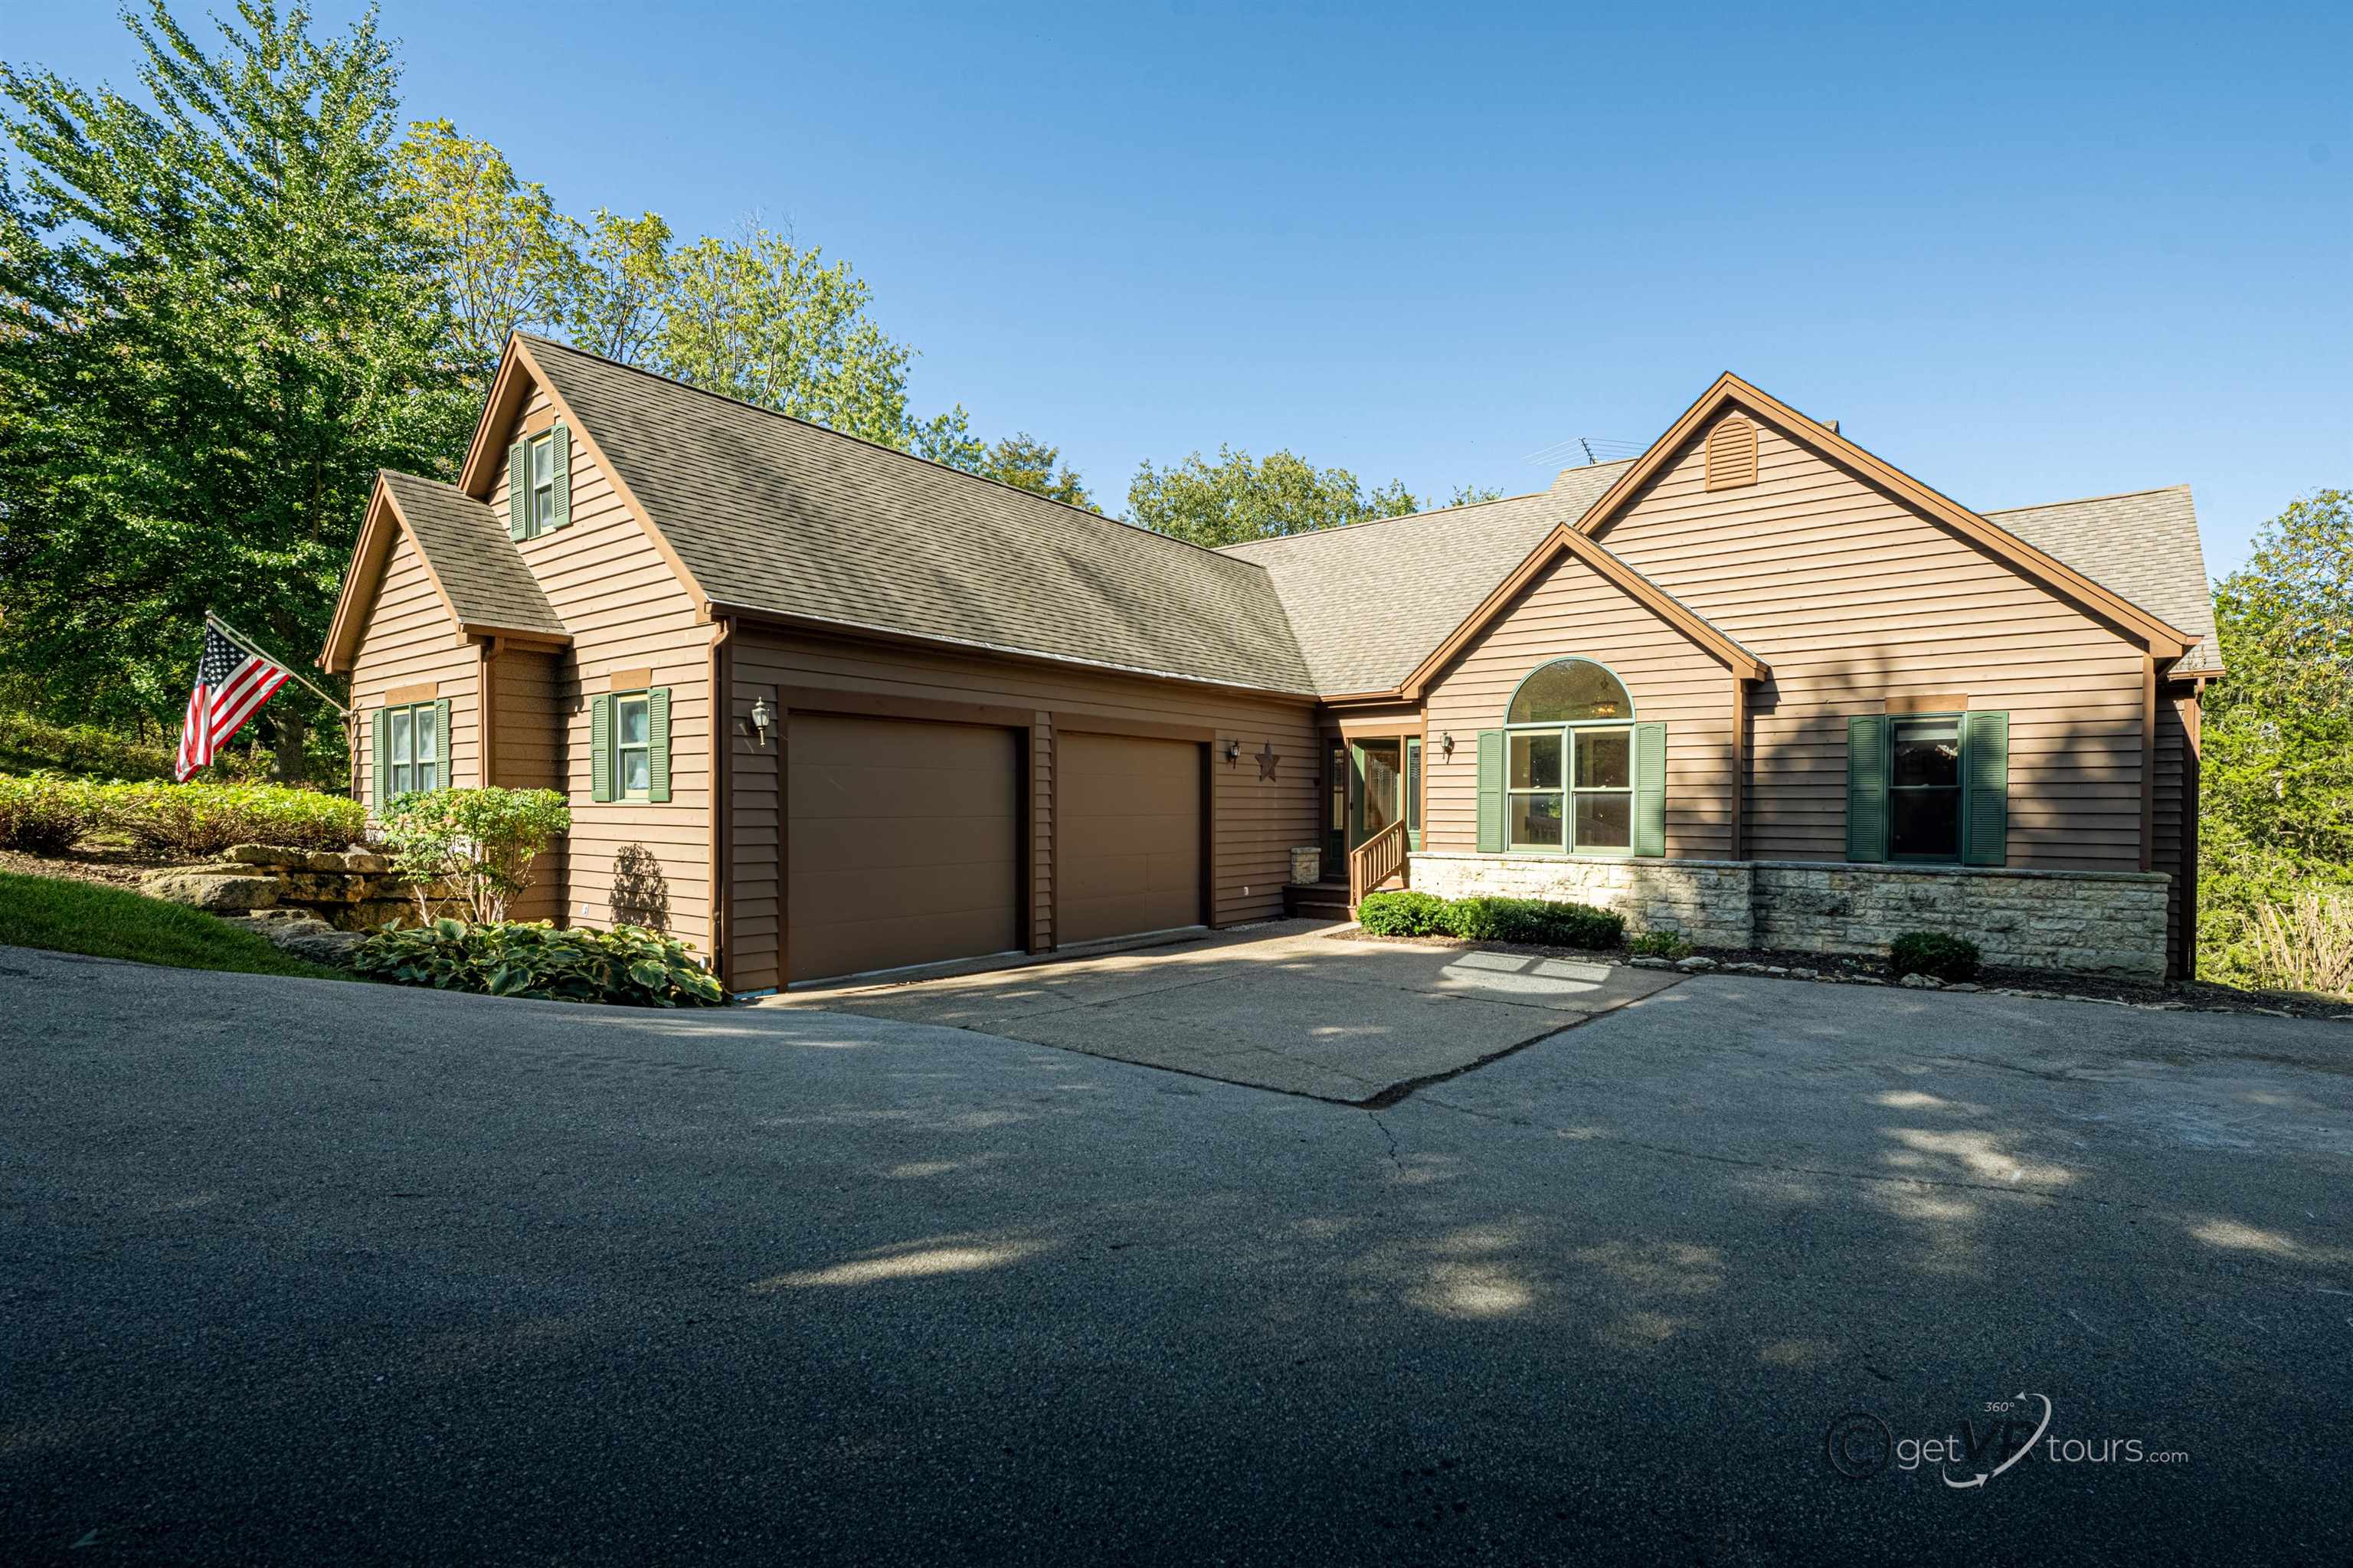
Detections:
1507,659,1633,724
1504,660,1636,853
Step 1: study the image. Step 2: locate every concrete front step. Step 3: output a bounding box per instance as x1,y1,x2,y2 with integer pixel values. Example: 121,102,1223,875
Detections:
1282,882,1353,920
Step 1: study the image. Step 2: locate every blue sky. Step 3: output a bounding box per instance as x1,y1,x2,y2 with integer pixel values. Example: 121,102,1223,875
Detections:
11,2,2349,573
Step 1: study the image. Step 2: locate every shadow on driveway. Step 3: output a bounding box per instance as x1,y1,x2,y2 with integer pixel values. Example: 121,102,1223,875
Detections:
764,920,1683,1102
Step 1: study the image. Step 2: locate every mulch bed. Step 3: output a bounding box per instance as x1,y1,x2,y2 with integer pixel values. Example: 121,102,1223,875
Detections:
1330,928,2353,1023
0,844,168,892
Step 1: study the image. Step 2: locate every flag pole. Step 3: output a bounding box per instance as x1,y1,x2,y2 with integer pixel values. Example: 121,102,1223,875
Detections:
203,611,350,715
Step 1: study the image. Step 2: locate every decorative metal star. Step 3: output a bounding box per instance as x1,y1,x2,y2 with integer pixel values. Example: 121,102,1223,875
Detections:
1254,741,1281,781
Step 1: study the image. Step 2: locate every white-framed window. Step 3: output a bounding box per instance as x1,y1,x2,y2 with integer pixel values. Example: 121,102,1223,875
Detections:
385,702,440,795
524,432,556,535
1504,657,1636,856
616,692,651,800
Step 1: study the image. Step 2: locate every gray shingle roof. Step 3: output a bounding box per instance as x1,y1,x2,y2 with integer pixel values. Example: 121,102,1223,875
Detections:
378,470,566,639
519,336,1314,694
1983,485,2220,673
1216,462,1639,694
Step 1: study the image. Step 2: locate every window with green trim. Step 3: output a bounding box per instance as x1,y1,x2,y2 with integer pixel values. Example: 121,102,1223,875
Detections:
616,692,651,800
385,702,441,794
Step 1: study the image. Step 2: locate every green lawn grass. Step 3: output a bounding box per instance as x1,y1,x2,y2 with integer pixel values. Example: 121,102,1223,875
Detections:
0,871,352,980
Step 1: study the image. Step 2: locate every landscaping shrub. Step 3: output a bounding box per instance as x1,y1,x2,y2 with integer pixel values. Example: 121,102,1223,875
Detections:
375,787,571,922
0,709,175,781
1437,896,1625,949
1355,889,1448,937
90,780,366,858
1628,929,1694,960
1890,931,1981,984
350,918,728,1007
0,772,97,854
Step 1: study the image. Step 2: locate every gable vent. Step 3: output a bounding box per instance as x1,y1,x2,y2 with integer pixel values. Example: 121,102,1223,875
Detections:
1704,414,1758,491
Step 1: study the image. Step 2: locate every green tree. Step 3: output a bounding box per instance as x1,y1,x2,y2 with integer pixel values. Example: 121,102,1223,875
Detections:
1126,447,1421,548
1448,483,1505,506
657,222,915,447
0,1,470,777
394,117,581,390
567,207,673,365
2203,489,2353,872
911,414,1092,509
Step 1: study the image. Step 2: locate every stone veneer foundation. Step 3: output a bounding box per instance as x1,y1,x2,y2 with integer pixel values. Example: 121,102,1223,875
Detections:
1406,853,2171,979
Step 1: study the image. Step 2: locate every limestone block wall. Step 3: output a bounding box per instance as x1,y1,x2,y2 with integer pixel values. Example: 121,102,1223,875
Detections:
1406,853,2171,978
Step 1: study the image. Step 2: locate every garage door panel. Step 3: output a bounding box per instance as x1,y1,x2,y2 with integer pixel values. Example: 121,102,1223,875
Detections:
788,715,1019,982
1059,734,1202,945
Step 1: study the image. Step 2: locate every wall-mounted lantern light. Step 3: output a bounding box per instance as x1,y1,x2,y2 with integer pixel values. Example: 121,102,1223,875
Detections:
1223,738,1242,765
1440,732,1455,759
748,696,775,748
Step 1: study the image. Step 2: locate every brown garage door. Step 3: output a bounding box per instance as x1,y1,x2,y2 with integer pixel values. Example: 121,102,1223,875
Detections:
1058,733,1203,944
787,715,1020,983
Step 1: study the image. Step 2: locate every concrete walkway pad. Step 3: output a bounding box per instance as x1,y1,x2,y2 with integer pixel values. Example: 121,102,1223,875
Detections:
765,921,1680,1101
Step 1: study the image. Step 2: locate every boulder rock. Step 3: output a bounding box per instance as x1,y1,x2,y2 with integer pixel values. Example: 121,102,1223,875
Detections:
1673,956,1718,973
222,843,306,869
141,871,280,912
1788,967,1819,981
1629,956,1673,970
1944,981,1982,993
1899,972,1944,989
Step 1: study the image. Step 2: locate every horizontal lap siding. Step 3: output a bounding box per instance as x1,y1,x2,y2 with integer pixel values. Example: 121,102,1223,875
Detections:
498,386,715,954
349,530,481,801
1424,552,1736,858
729,627,1319,985
728,681,781,991
496,648,566,924
1594,417,2148,871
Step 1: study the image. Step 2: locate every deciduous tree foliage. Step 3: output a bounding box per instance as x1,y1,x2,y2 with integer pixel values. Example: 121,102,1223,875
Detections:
1126,446,1422,548
0,2,471,774
2198,489,2353,985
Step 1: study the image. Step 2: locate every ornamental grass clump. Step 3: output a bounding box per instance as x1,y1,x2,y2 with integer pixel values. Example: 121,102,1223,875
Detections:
350,918,726,1007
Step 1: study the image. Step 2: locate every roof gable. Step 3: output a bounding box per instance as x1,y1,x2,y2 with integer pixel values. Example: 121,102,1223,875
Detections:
320,471,568,673
1399,523,1767,699
1574,375,2195,661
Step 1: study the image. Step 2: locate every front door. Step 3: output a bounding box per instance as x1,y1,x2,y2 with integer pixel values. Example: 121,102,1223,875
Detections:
1323,741,1347,879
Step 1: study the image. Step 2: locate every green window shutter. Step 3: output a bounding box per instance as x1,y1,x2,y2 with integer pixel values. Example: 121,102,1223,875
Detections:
1962,710,2010,866
372,708,388,808
1633,721,1667,857
507,438,529,541
646,686,673,803
1845,715,1890,863
1474,730,1504,853
547,419,571,530
591,693,616,803
433,698,451,790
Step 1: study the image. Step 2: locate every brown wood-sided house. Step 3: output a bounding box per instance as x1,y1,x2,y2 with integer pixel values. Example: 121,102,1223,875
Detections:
321,336,2220,990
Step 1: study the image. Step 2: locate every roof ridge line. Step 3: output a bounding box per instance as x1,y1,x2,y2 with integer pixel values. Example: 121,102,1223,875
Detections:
1982,482,2194,514
513,332,1278,581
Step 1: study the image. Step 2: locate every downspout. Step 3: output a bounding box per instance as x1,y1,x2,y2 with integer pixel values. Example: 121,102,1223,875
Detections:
479,637,502,788
709,615,734,989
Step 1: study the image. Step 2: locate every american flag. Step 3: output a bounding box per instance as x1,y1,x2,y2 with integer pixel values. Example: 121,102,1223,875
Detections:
175,621,292,781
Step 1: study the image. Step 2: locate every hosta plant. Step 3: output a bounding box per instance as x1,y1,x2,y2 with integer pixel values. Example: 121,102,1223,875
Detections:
350,919,728,1008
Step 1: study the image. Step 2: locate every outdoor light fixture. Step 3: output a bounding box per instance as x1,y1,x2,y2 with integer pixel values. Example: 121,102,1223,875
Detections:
1440,732,1455,758
748,696,775,747
1223,738,1242,764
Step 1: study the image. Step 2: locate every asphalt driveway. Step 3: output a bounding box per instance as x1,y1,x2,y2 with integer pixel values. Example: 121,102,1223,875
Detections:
5,941,2351,1564
767,919,1680,1101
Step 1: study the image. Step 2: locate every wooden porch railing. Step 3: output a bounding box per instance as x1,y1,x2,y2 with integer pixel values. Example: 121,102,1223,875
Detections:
1348,819,1409,909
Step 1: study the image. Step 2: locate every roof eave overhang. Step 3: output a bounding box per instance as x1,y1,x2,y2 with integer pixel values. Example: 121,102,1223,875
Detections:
1571,373,2197,662
705,599,1321,705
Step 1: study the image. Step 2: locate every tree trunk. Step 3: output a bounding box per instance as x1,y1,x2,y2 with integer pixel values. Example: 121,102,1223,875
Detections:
267,699,309,786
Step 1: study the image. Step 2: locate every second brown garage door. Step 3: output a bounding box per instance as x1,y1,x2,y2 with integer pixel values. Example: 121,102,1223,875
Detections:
787,715,1020,983
1057,733,1203,944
